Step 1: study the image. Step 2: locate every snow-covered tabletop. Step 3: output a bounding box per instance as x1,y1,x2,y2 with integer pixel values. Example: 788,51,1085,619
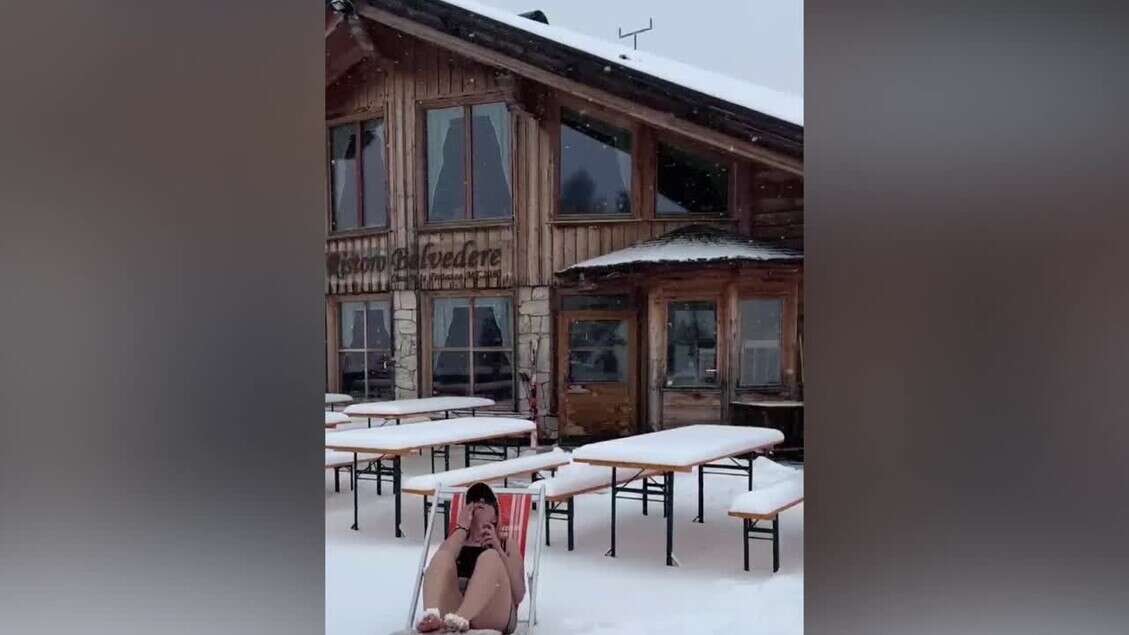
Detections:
325,393,353,405
572,425,784,471
528,461,659,499
343,396,494,417
403,448,570,494
324,417,535,454
325,411,352,428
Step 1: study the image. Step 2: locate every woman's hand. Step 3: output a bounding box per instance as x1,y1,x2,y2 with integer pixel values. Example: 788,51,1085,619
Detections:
456,502,476,534
480,523,502,553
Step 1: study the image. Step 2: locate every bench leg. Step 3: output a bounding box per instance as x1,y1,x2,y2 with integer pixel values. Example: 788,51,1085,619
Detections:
743,519,750,571
642,475,648,516
376,460,382,496
442,501,450,538
393,455,402,538
772,516,780,573
423,496,429,532
464,444,471,468
350,453,359,531
334,467,340,493
444,445,450,471
567,496,575,551
694,465,704,523
665,471,675,566
545,502,552,547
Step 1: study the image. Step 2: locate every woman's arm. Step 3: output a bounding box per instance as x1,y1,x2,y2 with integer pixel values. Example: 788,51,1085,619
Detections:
435,503,474,557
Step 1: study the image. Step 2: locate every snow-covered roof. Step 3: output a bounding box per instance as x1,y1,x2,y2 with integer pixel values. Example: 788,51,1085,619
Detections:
559,224,802,277
436,0,803,127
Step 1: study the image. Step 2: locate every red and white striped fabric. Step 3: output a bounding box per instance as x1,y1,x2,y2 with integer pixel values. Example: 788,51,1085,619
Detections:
447,492,532,556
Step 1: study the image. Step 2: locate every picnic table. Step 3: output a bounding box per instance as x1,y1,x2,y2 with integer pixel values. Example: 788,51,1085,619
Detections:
342,396,495,427
325,393,353,410
324,416,537,537
572,424,783,566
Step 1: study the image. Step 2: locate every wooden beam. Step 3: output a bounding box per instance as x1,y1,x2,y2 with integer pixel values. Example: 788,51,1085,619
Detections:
355,4,802,175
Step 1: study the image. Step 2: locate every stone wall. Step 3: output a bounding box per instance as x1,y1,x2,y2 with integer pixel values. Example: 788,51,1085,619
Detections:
517,286,554,439
392,290,419,399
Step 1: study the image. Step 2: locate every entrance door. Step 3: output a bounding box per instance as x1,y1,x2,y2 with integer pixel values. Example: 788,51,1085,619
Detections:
557,309,637,439
661,299,723,427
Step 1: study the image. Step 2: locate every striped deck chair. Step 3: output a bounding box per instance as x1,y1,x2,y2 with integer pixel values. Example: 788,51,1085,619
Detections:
401,486,546,635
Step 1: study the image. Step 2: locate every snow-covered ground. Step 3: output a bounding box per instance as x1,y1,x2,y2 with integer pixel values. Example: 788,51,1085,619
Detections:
326,448,803,635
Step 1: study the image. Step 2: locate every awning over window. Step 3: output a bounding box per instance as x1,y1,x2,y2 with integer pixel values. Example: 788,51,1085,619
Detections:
556,224,802,280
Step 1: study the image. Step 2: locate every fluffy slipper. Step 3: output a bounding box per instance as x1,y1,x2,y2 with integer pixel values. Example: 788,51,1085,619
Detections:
442,612,470,632
415,608,443,633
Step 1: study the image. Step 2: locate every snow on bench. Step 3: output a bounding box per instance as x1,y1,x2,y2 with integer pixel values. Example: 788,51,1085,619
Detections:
528,461,659,501
402,448,570,495
344,396,494,417
325,411,351,428
728,473,804,519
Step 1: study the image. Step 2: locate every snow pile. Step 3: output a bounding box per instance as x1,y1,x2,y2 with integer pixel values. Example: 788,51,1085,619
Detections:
561,225,801,275
436,0,803,126
403,448,570,493
325,417,535,452
572,424,784,468
344,396,495,417
729,474,804,516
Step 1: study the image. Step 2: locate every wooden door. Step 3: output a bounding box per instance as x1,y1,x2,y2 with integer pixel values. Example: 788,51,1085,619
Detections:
660,299,724,427
557,310,637,439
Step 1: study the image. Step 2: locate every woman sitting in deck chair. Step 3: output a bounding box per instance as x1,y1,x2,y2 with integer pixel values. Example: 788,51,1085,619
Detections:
416,482,525,634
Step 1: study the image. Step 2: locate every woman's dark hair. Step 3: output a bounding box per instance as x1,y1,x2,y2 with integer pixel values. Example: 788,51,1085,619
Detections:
465,482,499,518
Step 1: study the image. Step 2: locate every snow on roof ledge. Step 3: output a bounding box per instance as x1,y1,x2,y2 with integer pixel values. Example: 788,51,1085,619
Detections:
559,224,802,276
435,0,803,126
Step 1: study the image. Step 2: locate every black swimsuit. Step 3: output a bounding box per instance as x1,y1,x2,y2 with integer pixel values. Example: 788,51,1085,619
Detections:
455,545,487,579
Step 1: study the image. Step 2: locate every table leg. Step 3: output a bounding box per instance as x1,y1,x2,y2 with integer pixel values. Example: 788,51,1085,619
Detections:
642,475,648,516
606,467,617,558
748,453,754,490
665,471,675,566
693,465,704,523
350,453,359,531
393,455,402,538
444,444,450,471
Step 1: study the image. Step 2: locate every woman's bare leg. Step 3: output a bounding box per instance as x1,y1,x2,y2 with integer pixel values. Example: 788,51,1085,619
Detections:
454,550,514,632
419,550,461,628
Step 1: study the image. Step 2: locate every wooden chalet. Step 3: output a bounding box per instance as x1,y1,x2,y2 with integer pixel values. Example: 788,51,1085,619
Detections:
324,0,804,442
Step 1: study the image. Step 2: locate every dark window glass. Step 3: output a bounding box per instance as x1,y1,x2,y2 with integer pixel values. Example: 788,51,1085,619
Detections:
560,294,631,311
432,351,470,396
431,296,514,405
568,320,627,382
474,351,514,402
471,103,512,219
560,109,632,215
361,120,388,228
330,125,358,231
338,300,393,400
739,298,783,386
656,142,730,215
666,301,718,387
427,107,466,222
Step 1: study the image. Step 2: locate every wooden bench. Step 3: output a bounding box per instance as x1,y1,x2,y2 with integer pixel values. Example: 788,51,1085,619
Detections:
402,448,571,533
727,475,804,572
528,462,661,551
324,450,386,493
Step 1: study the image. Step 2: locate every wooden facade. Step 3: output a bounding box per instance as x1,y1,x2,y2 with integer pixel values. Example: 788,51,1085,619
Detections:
325,7,803,442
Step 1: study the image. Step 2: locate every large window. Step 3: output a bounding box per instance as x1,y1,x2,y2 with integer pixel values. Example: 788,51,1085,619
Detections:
339,300,394,401
431,297,514,404
665,301,718,387
656,142,730,216
568,320,628,383
738,298,784,387
329,119,388,231
559,108,632,215
426,102,512,222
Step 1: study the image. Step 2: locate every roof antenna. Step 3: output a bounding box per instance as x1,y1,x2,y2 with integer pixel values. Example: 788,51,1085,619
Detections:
617,18,653,51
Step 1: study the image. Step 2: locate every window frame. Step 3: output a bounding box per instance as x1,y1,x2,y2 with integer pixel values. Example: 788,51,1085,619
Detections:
326,111,391,236
423,290,518,408
653,134,738,219
332,294,395,402
663,298,722,389
735,295,787,389
418,93,516,228
552,96,643,222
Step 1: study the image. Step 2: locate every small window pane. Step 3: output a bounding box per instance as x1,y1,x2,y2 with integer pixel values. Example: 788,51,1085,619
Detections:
365,301,391,350
473,298,512,348
432,298,471,348
569,320,626,348
427,107,467,222
568,320,627,383
340,301,366,349
474,351,513,402
366,351,394,400
656,143,730,215
340,352,366,400
432,351,470,396
330,125,358,231
666,301,718,387
739,298,783,386
560,294,631,311
471,103,512,219
361,120,388,227
560,109,632,215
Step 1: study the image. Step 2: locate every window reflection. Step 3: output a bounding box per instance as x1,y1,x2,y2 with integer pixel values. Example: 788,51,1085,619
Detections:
560,109,632,215
666,301,718,387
